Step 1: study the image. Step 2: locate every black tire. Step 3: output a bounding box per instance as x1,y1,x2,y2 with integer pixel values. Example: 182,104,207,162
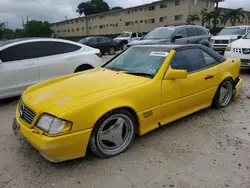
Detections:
89,108,136,158
212,78,234,109
74,64,93,73
108,47,116,55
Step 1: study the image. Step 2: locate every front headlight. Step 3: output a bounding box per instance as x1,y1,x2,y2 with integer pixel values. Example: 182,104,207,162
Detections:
225,43,232,52
36,114,72,134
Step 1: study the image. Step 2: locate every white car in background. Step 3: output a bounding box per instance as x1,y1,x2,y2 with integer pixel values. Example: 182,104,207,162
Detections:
0,38,103,100
114,31,143,50
211,26,250,54
224,30,250,68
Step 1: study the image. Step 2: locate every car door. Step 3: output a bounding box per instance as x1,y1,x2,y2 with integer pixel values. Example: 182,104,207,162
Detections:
0,42,39,99
36,41,82,82
87,38,99,49
186,27,200,44
161,48,213,124
98,37,108,53
174,28,187,44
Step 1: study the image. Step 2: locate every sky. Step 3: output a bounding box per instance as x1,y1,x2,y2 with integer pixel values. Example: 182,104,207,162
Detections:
0,0,250,29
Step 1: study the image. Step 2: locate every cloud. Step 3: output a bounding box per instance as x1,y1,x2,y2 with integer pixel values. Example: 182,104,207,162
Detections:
0,0,249,29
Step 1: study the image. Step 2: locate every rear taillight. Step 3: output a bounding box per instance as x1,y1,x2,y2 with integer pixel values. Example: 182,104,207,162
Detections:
95,53,102,58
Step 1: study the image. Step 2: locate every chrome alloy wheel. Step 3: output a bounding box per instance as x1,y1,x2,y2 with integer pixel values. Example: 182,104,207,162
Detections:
219,80,233,107
96,114,134,155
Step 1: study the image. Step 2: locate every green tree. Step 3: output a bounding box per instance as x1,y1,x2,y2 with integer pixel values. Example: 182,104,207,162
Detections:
211,9,224,29
76,0,110,16
201,9,213,28
23,20,53,37
186,14,200,24
111,6,123,11
223,8,245,26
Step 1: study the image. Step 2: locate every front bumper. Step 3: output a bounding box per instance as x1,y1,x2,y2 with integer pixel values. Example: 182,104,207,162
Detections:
15,114,92,163
233,77,243,101
224,51,250,68
212,44,228,54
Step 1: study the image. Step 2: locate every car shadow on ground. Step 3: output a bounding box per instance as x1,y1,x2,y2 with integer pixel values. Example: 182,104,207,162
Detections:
0,96,20,106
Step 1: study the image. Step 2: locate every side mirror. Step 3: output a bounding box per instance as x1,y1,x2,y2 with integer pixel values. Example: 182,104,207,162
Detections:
0,59,2,64
172,34,183,42
237,35,242,39
165,68,187,80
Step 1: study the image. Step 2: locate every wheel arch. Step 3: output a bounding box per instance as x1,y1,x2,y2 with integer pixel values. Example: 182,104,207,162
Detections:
74,64,94,72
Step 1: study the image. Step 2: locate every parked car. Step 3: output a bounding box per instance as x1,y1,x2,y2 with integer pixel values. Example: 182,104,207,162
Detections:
126,25,211,48
13,44,242,162
114,31,144,50
224,30,250,68
211,26,250,54
0,38,103,100
79,36,120,55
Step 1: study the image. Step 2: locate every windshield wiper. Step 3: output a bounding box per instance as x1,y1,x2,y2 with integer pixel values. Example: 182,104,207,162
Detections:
125,72,153,78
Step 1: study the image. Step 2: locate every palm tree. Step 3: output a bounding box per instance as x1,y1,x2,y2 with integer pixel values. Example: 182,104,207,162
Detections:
201,9,213,28
0,22,6,29
186,14,200,25
211,9,224,29
223,8,245,26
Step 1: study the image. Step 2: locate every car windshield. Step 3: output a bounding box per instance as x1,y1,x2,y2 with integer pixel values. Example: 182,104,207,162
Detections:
117,33,131,37
104,47,170,78
218,27,246,36
243,31,250,39
79,37,90,43
143,27,176,40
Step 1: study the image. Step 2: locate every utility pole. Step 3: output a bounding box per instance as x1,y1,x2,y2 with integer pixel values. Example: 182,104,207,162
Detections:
26,16,29,23
65,16,68,20
21,17,24,27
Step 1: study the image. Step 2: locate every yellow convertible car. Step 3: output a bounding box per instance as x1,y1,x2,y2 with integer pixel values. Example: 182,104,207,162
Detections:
13,44,243,162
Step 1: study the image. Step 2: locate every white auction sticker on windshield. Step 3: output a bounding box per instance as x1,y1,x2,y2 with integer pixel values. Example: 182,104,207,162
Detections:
150,51,169,57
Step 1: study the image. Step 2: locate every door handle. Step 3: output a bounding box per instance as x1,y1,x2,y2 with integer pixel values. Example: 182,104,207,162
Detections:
205,75,214,80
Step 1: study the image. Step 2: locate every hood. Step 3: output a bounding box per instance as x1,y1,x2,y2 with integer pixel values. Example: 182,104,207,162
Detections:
22,68,149,116
231,38,250,48
212,35,240,40
128,39,171,46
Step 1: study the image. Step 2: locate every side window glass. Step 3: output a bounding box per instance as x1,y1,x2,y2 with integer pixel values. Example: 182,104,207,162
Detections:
132,33,137,37
0,42,38,62
138,33,142,37
201,50,218,66
171,48,206,73
176,28,187,37
197,27,208,36
186,27,198,37
37,42,81,57
90,38,98,43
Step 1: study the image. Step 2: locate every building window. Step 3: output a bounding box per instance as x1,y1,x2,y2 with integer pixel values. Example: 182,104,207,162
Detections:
116,23,118,27
175,14,184,20
160,2,168,8
147,19,155,24
148,6,155,11
99,16,103,19
125,22,130,26
81,19,84,22
192,0,197,4
76,20,79,23
82,27,84,30
106,24,108,27
175,0,184,6
144,20,148,23
68,29,70,32
67,22,70,24
135,9,138,12
71,21,74,24
159,17,168,23
76,28,79,31
140,20,143,23
72,28,74,32
135,20,138,24
140,7,143,11
205,0,212,8
89,26,91,30
125,10,130,15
